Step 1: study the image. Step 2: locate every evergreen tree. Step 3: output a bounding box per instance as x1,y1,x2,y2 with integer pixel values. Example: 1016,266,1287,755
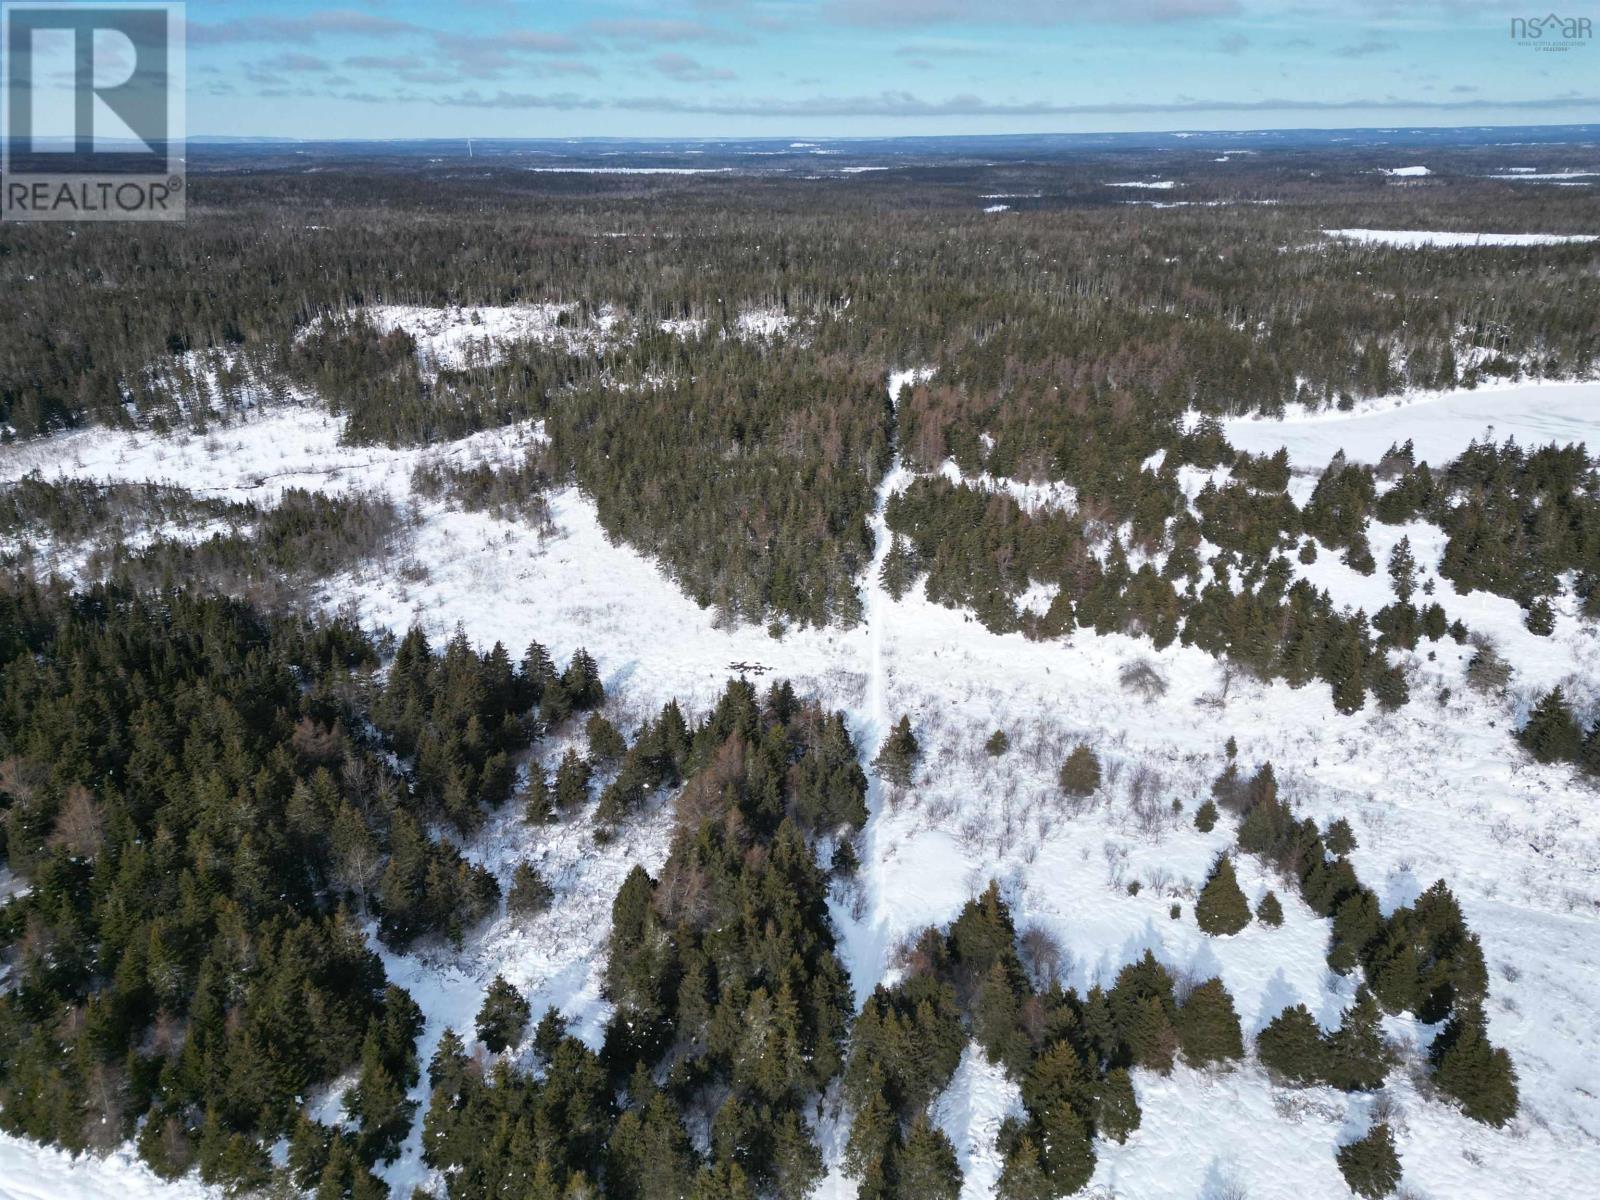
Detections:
1524,597,1555,636
1194,799,1218,833
345,1028,417,1165
1094,1068,1141,1144
692,1159,755,1200
1321,618,1368,715
1325,817,1357,856
1023,1042,1091,1124
508,861,554,918
1256,1004,1328,1085
1582,722,1600,778
1175,977,1244,1068
1058,744,1101,798
1038,1103,1096,1195
563,648,606,711
475,976,531,1054
554,748,592,809
521,640,558,707
1324,989,1394,1092
880,537,921,601
1518,687,1582,764
874,715,920,787
586,712,627,763
1336,1123,1402,1199
607,1093,698,1200
1194,855,1252,936
287,1114,333,1189
1430,1008,1519,1126
769,1111,824,1200
1386,537,1417,604
523,768,553,823
997,1135,1051,1200
897,1113,962,1200
1256,890,1284,927
1369,660,1409,712
533,1008,569,1063
843,1088,897,1200
974,961,1029,1073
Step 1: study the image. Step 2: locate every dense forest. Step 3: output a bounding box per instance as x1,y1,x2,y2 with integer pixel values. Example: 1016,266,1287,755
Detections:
2,148,1598,637
0,573,1527,1197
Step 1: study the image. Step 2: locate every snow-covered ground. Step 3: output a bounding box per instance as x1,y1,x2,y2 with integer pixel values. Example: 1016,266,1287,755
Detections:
0,1138,216,1200
4,361,1600,1199
936,458,1078,516
1323,229,1599,248
363,303,623,369
0,406,539,501
932,1047,1024,1200
1488,171,1599,183
528,166,734,175
299,301,795,375
1222,377,1600,470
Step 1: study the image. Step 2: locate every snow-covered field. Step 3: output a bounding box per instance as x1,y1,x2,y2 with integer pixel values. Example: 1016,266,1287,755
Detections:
296,301,797,374
528,166,734,175
0,1139,215,1200
1322,229,1599,248
363,303,624,368
1222,377,1600,470
1488,171,1598,183
4,361,1600,1200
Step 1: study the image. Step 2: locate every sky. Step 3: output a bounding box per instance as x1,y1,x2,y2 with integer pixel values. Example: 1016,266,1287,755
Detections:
179,1,1600,139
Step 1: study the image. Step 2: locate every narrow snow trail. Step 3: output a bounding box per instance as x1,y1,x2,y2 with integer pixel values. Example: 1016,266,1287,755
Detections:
817,367,923,1200
832,368,920,1008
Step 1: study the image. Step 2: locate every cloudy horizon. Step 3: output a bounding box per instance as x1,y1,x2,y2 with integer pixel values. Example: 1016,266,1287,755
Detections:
187,1,1598,138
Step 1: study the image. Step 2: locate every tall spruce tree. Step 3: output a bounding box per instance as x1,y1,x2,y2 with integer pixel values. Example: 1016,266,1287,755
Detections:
1256,1004,1328,1085
1386,537,1417,604
476,976,531,1054
873,715,920,787
1175,977,1245,1068
1058,744,1102,797
1195,855,1252,936
1336,1123,1402,1199
997,1135,1050,1200
897,1113,962,1200
1518,687,1581,764
1324,989,1394,1092
1430,1008,1519,1126
1094,1068,1141,1144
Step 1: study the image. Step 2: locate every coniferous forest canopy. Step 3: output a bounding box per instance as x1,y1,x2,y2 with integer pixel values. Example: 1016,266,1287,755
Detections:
0,132,1595,1198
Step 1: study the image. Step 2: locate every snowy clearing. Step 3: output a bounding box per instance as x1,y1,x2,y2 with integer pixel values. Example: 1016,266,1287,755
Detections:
527,166,734,175
1488,171,1599,182
363,302,623,368
0,1137,216,1200
4,366,1600,1200
1323,228,1599,248
1221,377,1600,469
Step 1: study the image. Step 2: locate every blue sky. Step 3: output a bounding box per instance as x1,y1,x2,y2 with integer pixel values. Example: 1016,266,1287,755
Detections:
184,1,1599,138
